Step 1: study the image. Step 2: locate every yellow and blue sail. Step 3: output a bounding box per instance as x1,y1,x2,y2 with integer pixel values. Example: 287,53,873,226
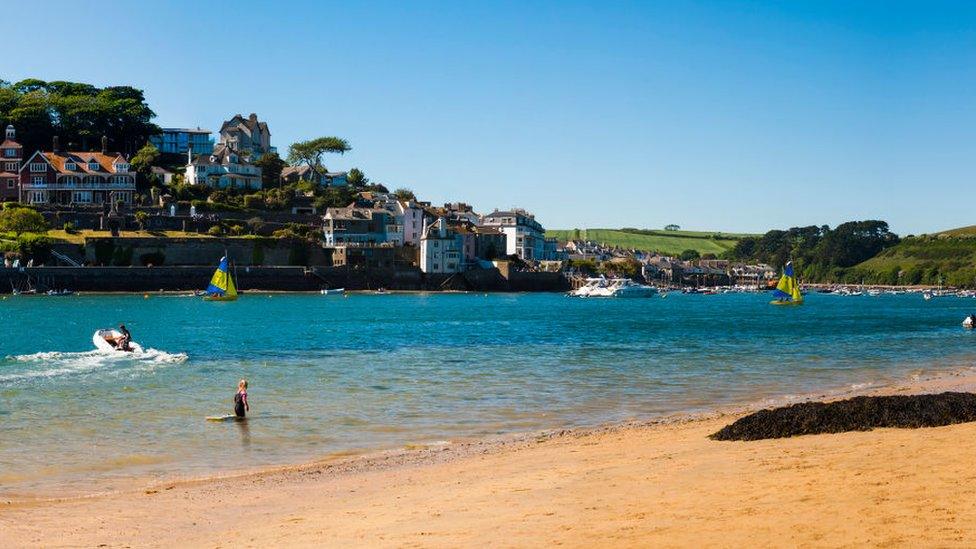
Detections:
772,261,802,302
206,256,237,298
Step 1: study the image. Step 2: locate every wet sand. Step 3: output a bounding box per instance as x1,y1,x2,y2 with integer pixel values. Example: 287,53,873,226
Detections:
6,373,976,547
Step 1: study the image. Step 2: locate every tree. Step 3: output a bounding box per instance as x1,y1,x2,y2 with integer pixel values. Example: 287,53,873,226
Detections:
0,207,48,234
664,224,681,231
679,249,700,261
254,151,286,188
346,167,368,187
287,137,350,180
393,187,416,200
134,210,149,231
130,142,160,190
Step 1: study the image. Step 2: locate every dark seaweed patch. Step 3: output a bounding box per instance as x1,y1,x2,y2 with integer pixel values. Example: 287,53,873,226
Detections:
711,392,976,441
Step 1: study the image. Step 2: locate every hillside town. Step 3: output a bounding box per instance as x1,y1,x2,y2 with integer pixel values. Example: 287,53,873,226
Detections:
0,107,780,292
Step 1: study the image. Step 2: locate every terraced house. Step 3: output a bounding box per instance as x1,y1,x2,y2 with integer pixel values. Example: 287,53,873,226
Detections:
19,137,135,205
0,125,23,202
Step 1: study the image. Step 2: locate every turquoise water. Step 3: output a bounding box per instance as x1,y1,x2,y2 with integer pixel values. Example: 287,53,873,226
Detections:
2,292,976,497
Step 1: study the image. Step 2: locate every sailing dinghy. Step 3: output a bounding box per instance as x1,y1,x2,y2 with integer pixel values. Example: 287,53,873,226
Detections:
203,256,238,301
770,261,803,306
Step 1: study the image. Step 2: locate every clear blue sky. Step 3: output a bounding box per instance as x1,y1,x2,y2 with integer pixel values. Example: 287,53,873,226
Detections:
4,1,974,234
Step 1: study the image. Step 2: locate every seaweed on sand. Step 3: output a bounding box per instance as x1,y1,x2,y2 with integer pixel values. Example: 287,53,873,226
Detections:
710,392,976,441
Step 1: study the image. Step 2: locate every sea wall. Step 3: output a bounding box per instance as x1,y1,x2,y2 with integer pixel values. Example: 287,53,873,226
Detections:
81,237,331,267
0,266,570,293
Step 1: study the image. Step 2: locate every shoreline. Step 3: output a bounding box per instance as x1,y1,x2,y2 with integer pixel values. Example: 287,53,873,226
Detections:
8,370,976,546
6,363,976,508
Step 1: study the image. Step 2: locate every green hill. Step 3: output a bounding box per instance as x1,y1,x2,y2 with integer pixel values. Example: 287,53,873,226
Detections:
546,228,750,256
850,228,976,286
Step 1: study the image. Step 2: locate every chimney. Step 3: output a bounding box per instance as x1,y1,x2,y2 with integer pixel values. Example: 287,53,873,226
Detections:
187,144,193,166
5,125,14,140
438,218,447,239
249,113,258,122
53,136,60,152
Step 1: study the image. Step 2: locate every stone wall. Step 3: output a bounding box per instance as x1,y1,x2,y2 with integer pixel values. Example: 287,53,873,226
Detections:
82,237,331,267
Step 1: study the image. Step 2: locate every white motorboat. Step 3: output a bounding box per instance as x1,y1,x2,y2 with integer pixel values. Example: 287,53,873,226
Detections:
964,315,976,329
606,278,658,298
320,288,345,295
93,329,143,353
570,277,656,298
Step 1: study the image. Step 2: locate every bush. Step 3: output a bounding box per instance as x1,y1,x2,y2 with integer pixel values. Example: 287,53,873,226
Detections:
63,222,77,234
16,233,53,263
243,194,264,210
0,208,48,234
2,202,32,211
207,225,224,236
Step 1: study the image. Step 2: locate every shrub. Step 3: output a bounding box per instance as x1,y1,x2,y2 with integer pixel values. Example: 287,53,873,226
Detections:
0,208,48,234
207,225,224,236
16,233,53,263
63,222,77,234
243,194,264,210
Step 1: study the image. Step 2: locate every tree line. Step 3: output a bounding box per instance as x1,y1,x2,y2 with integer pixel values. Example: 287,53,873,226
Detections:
0,79,159,155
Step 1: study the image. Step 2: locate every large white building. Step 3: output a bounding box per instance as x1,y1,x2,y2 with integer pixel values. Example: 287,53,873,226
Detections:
420,217,462,273
185,144,262,190
481,208,546,261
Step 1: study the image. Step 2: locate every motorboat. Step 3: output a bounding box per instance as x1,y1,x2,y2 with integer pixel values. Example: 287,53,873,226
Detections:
93,329,143,353
321,288,345,295
570,277,656,298
964,315,976,329
606,278,658,298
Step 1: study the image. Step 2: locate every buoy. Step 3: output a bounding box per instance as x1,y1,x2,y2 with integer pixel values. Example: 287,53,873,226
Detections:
143,294,149,299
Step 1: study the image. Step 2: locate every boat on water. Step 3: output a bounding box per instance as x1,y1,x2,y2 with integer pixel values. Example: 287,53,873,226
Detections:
964,315,976,329
92,329,143,353
570,277,657,298
321,287,345,295
203,256,238,301
770,261,803,306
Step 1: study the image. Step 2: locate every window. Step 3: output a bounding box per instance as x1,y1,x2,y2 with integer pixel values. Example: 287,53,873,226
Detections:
65,162,76,171
4,162,17,171
6,179,14,189
30,162,46,172
88,161,100,171
30,191,46,203
72,191,92,203
115,163,129,172
32,175,45,185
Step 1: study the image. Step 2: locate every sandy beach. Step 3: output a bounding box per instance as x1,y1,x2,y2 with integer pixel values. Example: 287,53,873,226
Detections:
6,373,976,548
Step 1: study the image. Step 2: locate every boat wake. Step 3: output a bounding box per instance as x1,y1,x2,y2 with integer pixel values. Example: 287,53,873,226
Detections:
0,349,188,384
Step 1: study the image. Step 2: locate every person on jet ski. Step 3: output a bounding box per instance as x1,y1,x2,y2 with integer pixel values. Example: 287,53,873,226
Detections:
118,324,132,351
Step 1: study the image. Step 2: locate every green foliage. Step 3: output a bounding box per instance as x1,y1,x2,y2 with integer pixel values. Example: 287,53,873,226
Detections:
287,136,351,179
15,233,53,262
243,194,264,209
254,151,286,188
206,225,224,236
62,221,77,234
567,258,598,273
0,207,48,234
394,187,416,200
546,228,742,256
0,79,159,155
599,258,641,277
346,167,368,187
131,142,160,173
134,210,149,229
2,202,31,211
679,249,700,261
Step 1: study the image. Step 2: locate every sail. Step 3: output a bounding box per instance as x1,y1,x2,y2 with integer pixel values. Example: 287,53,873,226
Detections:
772,261,803,303
206,256,237,298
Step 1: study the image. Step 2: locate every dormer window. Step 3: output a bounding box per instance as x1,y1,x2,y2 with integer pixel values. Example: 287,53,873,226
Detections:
88,161,100,171
115,162,129,172
65,162,77,171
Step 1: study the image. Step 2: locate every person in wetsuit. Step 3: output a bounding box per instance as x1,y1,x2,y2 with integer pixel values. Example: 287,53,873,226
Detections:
234,379,250,418
117,324,132,351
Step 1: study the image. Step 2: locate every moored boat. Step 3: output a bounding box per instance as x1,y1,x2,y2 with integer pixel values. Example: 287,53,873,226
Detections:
203,256,238,301
770,261,803,306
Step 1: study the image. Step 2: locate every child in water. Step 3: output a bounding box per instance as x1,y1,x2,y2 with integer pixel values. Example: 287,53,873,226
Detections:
234,379,250,418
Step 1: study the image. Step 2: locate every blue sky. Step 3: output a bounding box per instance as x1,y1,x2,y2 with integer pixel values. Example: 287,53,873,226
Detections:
4,1,975,234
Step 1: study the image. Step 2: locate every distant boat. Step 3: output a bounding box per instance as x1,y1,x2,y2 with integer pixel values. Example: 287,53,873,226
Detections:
203,256,238,302
321,288,345,296
770,261,803,306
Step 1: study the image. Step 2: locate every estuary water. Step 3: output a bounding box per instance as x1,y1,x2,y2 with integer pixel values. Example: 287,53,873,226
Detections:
1,291,975,497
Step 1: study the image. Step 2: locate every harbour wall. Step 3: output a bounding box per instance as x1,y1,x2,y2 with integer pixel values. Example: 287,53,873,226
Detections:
0,267,569,293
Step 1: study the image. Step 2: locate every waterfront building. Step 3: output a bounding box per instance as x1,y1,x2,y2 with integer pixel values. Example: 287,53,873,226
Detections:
330,243,396,269
481,208,546,261
280,165,348,187
420,217,462,273
218,113,275,160
0,125,23,202
322,206,395,246
366,194,429,247
19,136,135,205
185,144,262,190
149,127,214,155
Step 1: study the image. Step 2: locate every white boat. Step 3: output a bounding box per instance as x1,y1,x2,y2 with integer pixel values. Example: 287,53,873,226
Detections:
964,316,975,329
93,329,143,353
320,288,345,295
570,277,656,298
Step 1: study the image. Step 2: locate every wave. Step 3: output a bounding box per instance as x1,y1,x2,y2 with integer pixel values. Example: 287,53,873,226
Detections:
0,348,188,384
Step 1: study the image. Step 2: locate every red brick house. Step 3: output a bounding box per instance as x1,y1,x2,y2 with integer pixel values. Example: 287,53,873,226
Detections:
19,137,135,206
0,125,23,202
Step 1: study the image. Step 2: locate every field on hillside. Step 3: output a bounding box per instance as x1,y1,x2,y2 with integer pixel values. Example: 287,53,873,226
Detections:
546,228,747,256
852,234,976,286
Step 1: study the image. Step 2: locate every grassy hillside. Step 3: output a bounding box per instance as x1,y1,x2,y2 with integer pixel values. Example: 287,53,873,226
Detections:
546,228,748,256
851,230,976,286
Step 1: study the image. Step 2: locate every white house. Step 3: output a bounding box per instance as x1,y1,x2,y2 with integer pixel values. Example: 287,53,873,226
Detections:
481,208,546,261
185,144,262,190
420,217,462,273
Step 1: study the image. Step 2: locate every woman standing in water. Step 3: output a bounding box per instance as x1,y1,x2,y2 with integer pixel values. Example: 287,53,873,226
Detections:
234,379,249,418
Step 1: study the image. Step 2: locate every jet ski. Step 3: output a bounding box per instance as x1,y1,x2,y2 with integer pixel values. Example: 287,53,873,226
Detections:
93,329,143,353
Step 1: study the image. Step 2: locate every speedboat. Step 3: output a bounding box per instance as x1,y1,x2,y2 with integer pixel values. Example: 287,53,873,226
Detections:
570,277,611,297
964,315,976,329
606,278,657,298
321,288,345,295
93,329,143,353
